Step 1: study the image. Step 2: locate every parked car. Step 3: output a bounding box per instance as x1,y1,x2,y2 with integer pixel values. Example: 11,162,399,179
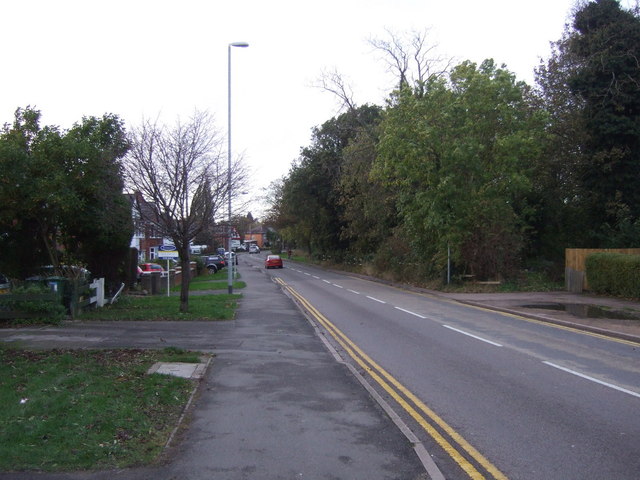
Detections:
205,255,226,273
249,245,260,254
30,265,91,281
264,255,283,269
224,251,238,265
0,273,11,294
139,263,166,277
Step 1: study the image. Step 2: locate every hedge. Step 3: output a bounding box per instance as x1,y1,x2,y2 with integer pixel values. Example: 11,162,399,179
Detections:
585,252,640,298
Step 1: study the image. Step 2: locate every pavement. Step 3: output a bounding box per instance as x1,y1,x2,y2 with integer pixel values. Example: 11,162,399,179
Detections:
1,262,640,480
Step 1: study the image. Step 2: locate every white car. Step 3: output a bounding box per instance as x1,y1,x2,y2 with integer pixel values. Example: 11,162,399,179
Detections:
249,245,260,254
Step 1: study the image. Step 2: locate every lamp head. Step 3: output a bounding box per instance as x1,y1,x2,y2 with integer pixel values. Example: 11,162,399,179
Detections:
230,42,249,48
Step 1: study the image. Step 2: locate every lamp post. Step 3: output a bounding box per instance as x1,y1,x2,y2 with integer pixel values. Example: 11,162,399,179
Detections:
228,41,249,294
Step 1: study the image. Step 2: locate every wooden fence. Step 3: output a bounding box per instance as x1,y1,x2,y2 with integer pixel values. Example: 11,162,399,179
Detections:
565,248,640,292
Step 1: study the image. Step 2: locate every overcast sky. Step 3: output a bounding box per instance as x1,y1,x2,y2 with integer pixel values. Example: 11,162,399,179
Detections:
2,0,630,217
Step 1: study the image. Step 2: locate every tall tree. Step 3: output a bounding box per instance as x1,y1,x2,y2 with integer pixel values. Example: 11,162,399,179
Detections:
369,28,453,95
568,0,640,244
62,114,133,285
534,30,591,258
375,60,546,279
0,107,132,284
276,105,381,259
125,111,246,312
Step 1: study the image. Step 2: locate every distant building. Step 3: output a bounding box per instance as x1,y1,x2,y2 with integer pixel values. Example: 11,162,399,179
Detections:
126,191,167,262
244,224,268,248
212,224,241,251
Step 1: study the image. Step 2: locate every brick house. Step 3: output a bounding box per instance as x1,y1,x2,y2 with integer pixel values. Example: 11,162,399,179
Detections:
126,191,166,262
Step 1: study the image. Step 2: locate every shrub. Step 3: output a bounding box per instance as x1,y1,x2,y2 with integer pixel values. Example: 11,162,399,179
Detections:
586,252,640,298
0,284,66,325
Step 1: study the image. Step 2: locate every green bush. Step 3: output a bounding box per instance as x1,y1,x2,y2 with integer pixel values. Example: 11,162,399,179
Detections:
0,284,66,325
586,252,640,298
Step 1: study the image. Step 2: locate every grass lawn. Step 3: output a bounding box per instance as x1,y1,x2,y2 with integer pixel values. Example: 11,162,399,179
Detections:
182,270,246,292
0,272,245,472
79,293,239,321
79,271,243,322
0,347,204,472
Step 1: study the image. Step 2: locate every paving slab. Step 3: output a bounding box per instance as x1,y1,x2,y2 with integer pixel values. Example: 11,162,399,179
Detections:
147,361,209,379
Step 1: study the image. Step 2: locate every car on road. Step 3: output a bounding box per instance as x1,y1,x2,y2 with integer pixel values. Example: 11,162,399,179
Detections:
264,255,283,269
205,255,226,273
249,245,260,254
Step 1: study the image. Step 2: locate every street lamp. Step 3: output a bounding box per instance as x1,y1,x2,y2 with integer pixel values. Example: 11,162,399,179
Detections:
228,41,249,294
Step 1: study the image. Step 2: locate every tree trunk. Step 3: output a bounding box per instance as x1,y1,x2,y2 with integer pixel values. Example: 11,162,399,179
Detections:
179,248,191,313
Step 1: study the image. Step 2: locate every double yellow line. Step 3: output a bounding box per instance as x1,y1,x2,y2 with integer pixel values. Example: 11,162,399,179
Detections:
275,277,508,480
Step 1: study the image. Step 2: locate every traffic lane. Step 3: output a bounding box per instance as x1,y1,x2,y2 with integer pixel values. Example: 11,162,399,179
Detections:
274,262,640,399
272,270,640,480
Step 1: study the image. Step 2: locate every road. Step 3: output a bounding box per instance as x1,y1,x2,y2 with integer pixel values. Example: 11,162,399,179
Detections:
251,254,640,480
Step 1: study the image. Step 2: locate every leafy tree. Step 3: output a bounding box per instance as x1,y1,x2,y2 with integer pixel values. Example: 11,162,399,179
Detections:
337,122,396,260
0,107,132,285
276,105,381,260
375,60,547,279
567,0,640,244
534,31,591,259
61,114,133,285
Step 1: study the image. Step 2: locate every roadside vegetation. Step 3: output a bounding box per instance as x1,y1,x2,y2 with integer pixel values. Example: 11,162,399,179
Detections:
265,0,640,289
289,251,564,293
0,346,202,472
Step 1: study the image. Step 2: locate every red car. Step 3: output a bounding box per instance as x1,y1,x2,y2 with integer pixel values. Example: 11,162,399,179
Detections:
264,255,283,269
139,263,165,275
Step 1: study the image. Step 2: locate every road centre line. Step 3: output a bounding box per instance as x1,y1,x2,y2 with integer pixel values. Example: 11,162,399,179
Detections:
332,284,344,289
367,295,386,304
323,279,331,284
442,325,503,347
348,289,360,295
543,361,640,399
274,277,508,480
395,307,427,319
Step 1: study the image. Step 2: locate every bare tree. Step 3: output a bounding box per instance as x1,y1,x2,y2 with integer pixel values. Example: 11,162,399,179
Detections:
125,110,248,312
369,28,453,95
318,68,358,113
317,28,452,121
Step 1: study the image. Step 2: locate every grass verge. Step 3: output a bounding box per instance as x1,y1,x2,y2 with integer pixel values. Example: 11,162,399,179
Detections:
0,347,203,472
180,270,246,291
79,291,240,321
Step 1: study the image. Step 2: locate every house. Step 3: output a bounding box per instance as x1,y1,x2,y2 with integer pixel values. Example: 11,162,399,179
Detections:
212,224,241,251
126,191,166,262
244,224,268,249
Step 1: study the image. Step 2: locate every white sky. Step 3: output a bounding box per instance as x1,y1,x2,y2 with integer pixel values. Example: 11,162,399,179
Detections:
2,0,629,217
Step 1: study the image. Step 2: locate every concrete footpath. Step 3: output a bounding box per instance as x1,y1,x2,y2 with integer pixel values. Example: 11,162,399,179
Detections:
0,263,430,480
